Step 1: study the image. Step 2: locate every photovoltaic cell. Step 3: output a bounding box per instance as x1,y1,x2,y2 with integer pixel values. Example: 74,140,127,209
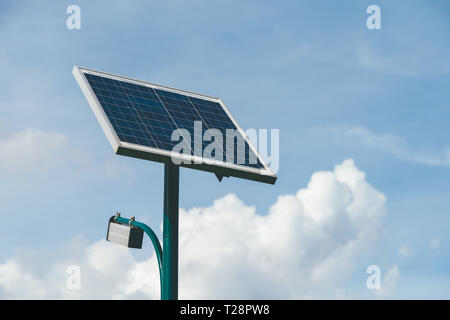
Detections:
187,96,263,168
84,72,264,169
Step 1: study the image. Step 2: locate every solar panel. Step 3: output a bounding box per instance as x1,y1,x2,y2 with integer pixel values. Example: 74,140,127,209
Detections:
73,66,276,184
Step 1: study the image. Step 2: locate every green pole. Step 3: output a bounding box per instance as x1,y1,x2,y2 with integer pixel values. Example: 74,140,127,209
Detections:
162,162,179,300
113,215,163,299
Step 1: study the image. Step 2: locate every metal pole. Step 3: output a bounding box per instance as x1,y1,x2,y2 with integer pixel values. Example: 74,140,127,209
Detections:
162,162,179,300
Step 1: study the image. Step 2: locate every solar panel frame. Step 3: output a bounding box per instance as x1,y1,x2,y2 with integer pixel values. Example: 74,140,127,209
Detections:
73,66,277,184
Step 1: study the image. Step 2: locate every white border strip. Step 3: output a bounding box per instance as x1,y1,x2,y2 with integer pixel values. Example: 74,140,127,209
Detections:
73,66,121,152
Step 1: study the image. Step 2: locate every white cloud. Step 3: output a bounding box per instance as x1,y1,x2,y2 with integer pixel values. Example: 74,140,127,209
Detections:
429,237,440,250
375,264,400,299
0,128,66,176
398,245,414,259
313,125,450,167
0,159,387,299
0,260,49,299
355,34,450,78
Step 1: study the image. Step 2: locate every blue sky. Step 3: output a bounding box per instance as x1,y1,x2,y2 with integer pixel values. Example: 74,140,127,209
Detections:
0,0,449,299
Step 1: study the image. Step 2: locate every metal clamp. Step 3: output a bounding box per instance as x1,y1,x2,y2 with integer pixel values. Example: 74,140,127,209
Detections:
129,216,136,228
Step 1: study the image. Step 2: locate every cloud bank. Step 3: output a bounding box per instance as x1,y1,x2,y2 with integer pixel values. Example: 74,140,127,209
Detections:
0,128,66,177
0,159,387,299
313,125,450,167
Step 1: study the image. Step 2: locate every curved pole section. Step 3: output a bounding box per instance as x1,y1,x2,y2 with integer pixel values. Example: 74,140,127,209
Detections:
114,216,163,298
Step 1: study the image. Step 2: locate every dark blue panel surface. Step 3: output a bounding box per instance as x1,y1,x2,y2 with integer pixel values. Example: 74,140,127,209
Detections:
85,73,264,169
154,89,228,163
187,97,263,169
86,74,158,148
